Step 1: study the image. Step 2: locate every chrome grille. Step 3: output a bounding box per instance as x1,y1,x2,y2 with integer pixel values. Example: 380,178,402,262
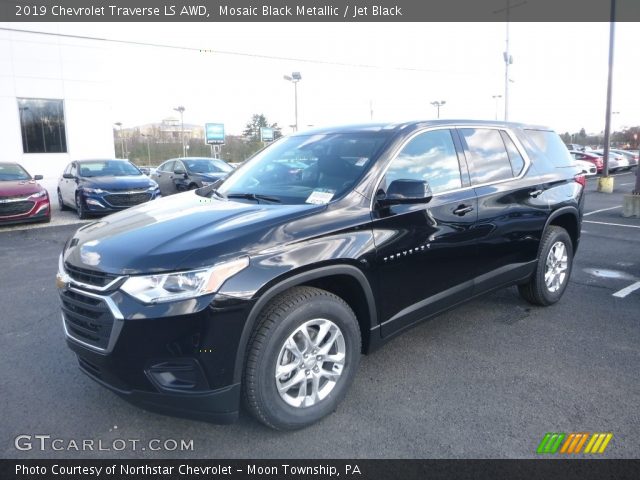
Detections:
0,201,34,216
64,263,119,288
103,192,151,207
61,289,114,350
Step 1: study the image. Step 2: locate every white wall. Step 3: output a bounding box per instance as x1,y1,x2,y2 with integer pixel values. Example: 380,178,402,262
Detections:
0,24,115,181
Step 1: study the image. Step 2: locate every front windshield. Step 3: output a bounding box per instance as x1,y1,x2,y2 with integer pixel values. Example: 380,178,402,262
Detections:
184,158,233,174
217,132,390,205
78,160,142,177
0,164,31,181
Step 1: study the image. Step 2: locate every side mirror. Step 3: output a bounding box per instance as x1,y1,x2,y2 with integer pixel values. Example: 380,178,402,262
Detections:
378,179,433,206
174,167,186,175
33,175,43,180
62,173,75,179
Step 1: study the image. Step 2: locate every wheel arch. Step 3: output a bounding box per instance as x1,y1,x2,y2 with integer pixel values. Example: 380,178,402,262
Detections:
544,206,580,254
232,264,377,384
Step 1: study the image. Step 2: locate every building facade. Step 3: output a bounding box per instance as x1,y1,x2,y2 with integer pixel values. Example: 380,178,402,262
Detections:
0,26,115,180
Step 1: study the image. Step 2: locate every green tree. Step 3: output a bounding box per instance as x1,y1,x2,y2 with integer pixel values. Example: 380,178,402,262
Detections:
242,114,283,142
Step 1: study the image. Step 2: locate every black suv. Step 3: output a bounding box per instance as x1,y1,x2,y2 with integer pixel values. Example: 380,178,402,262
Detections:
56,121,584,430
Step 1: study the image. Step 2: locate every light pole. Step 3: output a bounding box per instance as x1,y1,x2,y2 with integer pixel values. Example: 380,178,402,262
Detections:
114,122,125,158
492,95,502,120
431,101,446,119
173,106,186,157
141,134,151,165
493,0,527,121
599,0,616,189
283,72,302,132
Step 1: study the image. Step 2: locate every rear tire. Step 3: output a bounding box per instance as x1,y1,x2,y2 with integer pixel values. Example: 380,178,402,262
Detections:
243,286,361,430
518,226,573,306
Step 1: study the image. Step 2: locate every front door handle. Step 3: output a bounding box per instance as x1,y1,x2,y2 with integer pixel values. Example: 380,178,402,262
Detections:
453,204,474,216
529,189,544,198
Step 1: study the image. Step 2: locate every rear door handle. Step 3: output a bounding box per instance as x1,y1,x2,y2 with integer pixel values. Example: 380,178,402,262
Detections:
453,204,474,216
529,189,544,198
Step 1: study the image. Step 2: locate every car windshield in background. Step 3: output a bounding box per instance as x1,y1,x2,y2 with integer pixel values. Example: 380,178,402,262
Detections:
216,132,390,205
185,159,233,174
79,160,141,177
0,163,31,181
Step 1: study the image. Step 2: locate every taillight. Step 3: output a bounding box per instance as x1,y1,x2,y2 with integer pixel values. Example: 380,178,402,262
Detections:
574,174,586,187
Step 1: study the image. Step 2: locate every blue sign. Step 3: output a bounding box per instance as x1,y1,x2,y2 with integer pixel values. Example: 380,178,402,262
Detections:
260,127,274,142
205,123,225,145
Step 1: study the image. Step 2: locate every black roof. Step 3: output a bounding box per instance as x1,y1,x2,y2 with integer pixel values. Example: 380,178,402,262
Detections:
292,119,553,136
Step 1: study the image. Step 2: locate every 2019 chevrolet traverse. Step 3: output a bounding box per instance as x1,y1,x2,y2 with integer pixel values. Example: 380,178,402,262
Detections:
57,120,584,430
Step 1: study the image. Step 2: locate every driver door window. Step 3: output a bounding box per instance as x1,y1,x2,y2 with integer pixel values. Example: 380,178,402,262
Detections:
383,129,462,194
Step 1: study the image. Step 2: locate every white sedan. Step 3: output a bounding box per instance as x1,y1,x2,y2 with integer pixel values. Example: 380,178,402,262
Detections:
573,159,597,176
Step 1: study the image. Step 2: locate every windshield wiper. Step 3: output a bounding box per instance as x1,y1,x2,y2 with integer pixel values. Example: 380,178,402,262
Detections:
226,192,281,203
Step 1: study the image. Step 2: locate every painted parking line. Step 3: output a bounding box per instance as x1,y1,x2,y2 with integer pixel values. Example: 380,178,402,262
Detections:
583,220,640,229
584,206,622,216
613,281,640,298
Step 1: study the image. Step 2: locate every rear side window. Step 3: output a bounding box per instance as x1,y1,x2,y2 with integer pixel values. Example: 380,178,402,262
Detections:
459,128,513,184
525,129,574,168
500,130,525,176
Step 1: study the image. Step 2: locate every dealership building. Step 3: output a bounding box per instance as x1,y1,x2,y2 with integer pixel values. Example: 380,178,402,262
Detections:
0,26,115,182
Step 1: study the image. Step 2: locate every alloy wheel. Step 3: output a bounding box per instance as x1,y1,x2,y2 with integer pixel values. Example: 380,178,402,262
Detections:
275,319,346,408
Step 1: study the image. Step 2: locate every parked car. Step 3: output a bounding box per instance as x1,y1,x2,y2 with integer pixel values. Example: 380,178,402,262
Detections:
151,157,234,196
569,150,603,173
57,120,584,430
572,159,597,176
610,149,639,167
566,143,585,152
57,159,160,219
590,150,629,172
0,162,50,225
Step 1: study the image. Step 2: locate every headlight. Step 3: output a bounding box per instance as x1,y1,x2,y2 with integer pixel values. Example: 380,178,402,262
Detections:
30,190,47,199
82,187,104,194
120,256,249,304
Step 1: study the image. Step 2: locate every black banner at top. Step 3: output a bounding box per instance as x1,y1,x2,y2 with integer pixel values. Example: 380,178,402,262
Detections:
1,0,640,22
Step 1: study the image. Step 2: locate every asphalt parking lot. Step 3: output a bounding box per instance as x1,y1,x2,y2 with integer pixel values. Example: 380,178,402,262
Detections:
1,171,639,459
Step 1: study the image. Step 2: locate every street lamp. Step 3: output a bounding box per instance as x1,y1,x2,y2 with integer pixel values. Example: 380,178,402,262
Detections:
283,72,302,132
493,0,527,121
492,95,502,120
173,106,186,157
430,100,446,119
114,122,125,158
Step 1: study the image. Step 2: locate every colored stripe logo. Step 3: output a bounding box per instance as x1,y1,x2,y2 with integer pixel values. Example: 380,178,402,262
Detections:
537,433,613,454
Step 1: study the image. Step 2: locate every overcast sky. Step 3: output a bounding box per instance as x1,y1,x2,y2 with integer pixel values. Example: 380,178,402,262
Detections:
15,21,639,136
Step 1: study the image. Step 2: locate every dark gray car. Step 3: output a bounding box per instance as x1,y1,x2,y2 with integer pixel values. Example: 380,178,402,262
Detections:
151,157,234,196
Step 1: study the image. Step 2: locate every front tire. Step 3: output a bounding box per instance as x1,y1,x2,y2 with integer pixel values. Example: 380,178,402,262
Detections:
518,226,573,306
58,189,69,211
243,286,361,430
75,193,89,220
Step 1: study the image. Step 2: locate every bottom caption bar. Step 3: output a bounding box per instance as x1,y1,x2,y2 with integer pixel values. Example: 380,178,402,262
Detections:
3,460,640,480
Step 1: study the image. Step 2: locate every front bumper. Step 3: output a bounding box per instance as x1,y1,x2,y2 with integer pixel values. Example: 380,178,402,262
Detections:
0,195,50,224
58,274,254,423
67,338,240,423
80,189,161,214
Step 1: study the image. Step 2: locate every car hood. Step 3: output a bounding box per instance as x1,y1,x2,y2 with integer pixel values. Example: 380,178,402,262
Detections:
63,191,321,274
0,180,44,197
79,175,155,190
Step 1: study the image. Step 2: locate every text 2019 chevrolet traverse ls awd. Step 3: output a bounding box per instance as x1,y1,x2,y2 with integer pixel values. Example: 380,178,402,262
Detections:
57,120,584,430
